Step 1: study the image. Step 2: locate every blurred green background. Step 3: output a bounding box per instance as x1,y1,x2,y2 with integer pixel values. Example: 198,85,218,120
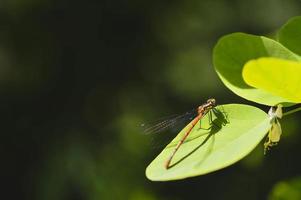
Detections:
2,0,301,199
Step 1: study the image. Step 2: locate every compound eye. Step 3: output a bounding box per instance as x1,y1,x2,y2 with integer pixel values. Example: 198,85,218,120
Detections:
207,98,216,105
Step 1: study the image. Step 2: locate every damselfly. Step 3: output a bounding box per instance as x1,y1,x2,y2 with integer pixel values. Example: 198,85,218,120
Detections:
142,98,221,169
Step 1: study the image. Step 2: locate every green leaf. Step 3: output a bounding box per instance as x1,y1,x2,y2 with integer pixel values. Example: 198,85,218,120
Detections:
243,57,301,103
268,177,301,200
213,32,301,106
278,16,301,55
146,104,270,181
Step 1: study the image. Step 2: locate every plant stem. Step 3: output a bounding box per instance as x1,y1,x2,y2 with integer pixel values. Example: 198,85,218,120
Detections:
283,106,301,117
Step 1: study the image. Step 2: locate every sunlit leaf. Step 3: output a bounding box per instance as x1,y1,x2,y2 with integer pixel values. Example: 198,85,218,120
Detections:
213,32,301,106
278,16,301,55
243,57,301,103
146,104,270,181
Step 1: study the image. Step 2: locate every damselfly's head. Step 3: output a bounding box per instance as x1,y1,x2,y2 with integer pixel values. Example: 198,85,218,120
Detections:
207,98,216,106
198,98,216,114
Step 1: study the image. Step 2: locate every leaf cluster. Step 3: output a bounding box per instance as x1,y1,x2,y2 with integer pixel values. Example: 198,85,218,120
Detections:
146,16,301,181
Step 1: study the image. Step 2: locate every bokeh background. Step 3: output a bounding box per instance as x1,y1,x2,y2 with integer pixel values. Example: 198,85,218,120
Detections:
2,0,301,199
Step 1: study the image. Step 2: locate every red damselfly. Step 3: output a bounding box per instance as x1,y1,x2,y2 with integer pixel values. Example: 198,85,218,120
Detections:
142,98,219,169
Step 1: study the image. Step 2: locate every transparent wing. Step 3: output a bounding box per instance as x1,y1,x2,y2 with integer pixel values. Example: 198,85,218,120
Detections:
141,109,197,135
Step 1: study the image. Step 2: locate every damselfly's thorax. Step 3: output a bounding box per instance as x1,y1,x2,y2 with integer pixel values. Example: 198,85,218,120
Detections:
197,98,216,115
